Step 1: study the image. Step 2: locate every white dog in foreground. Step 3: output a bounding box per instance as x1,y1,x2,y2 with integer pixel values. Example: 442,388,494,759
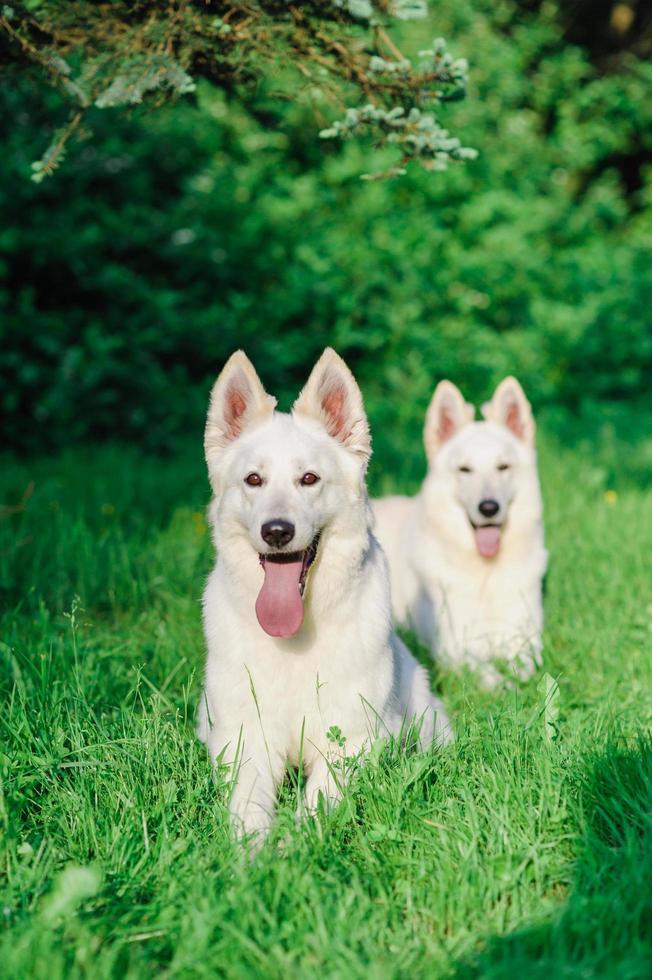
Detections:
373,377,547,688
197,348,451,842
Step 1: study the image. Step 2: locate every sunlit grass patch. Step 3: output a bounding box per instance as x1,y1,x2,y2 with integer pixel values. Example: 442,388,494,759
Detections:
1,430,651,977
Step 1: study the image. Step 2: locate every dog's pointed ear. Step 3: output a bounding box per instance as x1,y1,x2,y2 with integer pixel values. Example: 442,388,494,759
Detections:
204,351,276,478
292,348,371,462
424,381,474,460
482,376,535,445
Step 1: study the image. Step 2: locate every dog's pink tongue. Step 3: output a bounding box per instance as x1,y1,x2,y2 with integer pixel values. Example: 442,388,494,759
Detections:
474,526,501,558
255,559,305,637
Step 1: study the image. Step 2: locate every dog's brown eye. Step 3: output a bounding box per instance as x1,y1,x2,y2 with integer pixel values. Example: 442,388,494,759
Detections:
300,472,320,486
497,463,510,472
458,465,472,474
245,472,262,487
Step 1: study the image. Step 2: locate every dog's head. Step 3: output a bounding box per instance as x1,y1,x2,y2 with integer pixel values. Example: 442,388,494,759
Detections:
424,377,536,559
204,348,371,637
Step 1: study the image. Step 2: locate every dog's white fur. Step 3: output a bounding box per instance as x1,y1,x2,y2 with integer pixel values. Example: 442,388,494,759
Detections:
372,377,547,687
197,348,451,842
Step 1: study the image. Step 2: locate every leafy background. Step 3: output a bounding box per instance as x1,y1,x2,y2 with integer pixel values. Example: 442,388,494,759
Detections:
2,0,651,478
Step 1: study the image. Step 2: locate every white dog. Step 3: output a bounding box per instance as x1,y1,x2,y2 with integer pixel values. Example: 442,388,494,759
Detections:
197,348,451,842
372,377,547,687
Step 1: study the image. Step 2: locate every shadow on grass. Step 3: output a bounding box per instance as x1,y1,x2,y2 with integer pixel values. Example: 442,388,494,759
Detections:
454,736,652,979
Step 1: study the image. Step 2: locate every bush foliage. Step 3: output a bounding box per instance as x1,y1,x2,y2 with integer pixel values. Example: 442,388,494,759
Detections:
1,0,651,457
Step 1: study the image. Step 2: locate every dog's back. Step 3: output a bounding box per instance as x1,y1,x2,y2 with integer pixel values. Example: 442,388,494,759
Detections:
371,494,418,624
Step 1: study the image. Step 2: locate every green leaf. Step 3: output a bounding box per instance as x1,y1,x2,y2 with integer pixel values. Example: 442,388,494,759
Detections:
537,672,561,741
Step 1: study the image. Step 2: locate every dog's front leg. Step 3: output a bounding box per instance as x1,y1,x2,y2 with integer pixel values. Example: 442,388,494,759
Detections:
208,725,282,846
228,755,278,844
302,734,369,816
302,755,343,815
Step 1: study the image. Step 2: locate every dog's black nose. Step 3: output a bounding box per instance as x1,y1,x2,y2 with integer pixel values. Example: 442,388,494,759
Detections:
261,519,295,549
478,499,500,519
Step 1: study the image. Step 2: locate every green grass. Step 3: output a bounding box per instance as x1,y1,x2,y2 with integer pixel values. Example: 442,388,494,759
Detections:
1,426,652,978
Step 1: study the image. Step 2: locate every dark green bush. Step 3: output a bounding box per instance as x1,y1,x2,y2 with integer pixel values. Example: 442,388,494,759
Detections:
1,0,651,459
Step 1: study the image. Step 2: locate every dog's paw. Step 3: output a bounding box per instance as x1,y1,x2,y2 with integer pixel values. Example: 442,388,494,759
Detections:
478,654,540,690
477,663,505,690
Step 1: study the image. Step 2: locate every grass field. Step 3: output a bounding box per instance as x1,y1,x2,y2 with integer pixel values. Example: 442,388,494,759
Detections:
1,421,652,978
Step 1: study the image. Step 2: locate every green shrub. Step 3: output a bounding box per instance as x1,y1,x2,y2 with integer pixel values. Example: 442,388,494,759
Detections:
1,0,651,456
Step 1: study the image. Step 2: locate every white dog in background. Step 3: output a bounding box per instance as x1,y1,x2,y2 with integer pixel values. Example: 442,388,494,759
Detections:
373,377,547,688
197,348,451,843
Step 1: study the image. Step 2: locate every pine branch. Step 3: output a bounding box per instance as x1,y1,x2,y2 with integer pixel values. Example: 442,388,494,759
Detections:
0,1,477,179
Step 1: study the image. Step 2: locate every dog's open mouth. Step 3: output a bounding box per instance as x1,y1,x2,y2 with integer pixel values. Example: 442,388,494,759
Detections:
471,523,502,559
255,534,320,638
